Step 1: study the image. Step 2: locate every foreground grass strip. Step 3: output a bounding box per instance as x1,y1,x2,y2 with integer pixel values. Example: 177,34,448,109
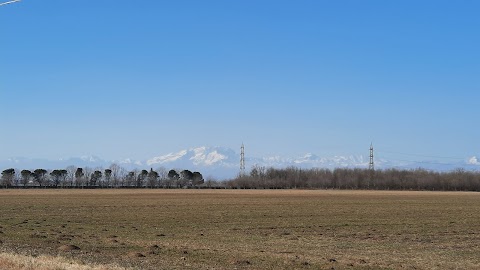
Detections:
0,252,127,270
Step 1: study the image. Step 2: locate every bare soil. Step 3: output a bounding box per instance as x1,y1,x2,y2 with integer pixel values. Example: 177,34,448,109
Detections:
0,189,479,269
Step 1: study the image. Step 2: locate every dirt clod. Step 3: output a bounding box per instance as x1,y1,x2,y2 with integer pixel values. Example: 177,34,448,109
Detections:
127,252,146,258
233,259,251,265
58,244,80,251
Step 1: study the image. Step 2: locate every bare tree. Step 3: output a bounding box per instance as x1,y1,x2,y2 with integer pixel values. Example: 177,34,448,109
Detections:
156,167,168,188
83,167,93,187
109,163,122,187
104,169,112,187
13,168,21,186
66,165,77,187
203,175,218,188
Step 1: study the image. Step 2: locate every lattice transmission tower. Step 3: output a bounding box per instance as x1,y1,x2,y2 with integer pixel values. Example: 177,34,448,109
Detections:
369,143,374,171
240,143,246,176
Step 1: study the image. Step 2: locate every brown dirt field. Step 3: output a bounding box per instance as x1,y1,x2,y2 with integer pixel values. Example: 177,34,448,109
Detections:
0,189,479,269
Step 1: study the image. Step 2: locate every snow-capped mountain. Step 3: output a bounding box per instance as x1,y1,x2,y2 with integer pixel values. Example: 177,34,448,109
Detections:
146,146,237,167
2,156,110,170
145,147,238,178
1,147,479,179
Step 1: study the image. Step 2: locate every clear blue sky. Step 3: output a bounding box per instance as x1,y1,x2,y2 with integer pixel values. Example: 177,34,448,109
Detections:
1,1,479,162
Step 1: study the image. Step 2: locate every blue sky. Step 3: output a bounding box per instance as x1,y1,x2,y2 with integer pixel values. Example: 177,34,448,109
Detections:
1,1,479,164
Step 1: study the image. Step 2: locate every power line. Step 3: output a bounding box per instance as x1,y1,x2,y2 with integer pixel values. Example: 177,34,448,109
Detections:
377,150,466,160
0,0,21,7
373,145,473,167
377,157,462,166
375,153,470,166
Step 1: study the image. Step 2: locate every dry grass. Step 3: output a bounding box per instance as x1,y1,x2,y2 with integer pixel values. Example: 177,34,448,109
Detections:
0,189,479,269
0,252,127,270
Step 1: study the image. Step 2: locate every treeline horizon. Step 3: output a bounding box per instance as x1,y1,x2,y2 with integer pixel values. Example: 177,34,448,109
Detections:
0,165,205,189
228,166,480,191
1,164,480,191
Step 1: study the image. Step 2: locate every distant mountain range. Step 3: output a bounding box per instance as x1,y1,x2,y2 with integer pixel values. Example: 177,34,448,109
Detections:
1,146,478,179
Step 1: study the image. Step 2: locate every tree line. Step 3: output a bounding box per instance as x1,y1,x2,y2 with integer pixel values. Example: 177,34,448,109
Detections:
2,164,480,191
226,166,480,191
0,165,204,188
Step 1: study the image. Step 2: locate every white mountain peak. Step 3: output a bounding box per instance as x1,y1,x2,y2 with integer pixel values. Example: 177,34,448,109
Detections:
147,146,235,167
80,155,101,162
190,147,227,165
146,150,188,166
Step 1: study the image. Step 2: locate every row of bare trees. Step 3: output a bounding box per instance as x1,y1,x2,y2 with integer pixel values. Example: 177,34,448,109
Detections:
227,166,480,191
3,164,480,191
1,165,204,188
